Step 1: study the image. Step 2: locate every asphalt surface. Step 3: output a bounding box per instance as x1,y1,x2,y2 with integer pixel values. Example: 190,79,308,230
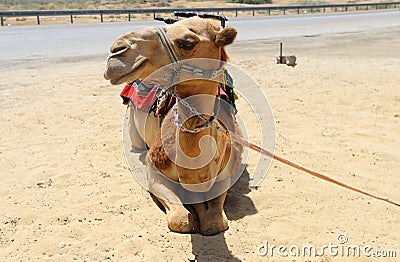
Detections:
0,9,399,62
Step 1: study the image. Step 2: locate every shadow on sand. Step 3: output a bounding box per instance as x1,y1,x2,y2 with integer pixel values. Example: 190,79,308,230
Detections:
190,167,257,261
150,167,257,261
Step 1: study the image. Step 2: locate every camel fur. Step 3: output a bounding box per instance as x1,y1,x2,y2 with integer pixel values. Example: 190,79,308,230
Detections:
105,17,243,235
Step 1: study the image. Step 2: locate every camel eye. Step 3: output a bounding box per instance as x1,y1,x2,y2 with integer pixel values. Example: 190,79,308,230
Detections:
175,37,199,51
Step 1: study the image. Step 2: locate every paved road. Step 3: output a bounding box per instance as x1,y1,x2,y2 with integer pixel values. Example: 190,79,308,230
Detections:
0,9,399,62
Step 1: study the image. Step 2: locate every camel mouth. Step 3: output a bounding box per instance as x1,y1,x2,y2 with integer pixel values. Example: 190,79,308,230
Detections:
104,56,148,85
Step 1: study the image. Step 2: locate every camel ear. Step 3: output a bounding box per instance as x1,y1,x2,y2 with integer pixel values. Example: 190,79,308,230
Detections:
215,27,237,47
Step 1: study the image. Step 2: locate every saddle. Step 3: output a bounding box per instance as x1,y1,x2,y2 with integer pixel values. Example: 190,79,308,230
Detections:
120,70,238,117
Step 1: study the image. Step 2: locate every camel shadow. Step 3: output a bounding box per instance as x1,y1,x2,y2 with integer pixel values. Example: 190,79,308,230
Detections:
150,166,257,260
191,232,240,262
225,166,257,221
190,166,257,261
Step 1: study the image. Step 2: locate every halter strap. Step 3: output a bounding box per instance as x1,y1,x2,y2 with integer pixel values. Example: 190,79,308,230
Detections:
154,26,224,133
154,27,223,80
154,27,180,65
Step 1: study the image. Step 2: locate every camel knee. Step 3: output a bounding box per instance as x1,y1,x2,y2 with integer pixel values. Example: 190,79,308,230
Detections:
166,208,196,233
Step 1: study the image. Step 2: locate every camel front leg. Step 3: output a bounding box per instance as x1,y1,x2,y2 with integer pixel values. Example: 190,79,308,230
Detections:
148,169,197,233
128,105,147,152
194,191,229,236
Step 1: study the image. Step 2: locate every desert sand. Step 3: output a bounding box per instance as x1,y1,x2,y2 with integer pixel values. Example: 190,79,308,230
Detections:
0,26,399,261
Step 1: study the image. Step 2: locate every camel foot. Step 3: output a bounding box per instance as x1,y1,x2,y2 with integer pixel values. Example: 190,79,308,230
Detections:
167,209,196,233
199,210,228,236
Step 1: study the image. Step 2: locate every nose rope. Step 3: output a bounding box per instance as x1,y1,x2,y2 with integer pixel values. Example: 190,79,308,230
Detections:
168,86,400,208
151,28,399,208
150,28,400,208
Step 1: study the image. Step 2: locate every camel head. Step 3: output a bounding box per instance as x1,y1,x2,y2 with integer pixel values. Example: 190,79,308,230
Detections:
104,17,237,86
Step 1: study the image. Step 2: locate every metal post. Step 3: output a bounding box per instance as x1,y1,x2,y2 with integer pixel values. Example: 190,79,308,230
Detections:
235,10,238,17
252,10,255,16
311,8,313,13
297,8,300,14
323,7,325,13
345,6,348,11
279,43,283,64
283,9,285,15
1,16,3,26
101,14,103,22
128,13,131,21
268,9,270,15
70,15,73,24
335,7,337,12
37,15,40,25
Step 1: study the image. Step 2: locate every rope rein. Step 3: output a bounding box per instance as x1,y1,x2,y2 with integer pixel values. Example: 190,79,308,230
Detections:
228,132,400,207
159,84,400,207
152,25,400,208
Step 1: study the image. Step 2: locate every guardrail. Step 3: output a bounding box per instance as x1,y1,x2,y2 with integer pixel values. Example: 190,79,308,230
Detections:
1,2,399,26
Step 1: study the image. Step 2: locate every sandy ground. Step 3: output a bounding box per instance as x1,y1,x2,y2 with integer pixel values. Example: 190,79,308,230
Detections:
0,26,399,261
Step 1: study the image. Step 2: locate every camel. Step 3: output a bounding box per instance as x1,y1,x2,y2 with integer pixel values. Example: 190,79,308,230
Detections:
104,17,243,235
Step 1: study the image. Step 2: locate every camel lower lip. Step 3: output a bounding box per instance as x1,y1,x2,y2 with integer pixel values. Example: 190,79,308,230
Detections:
105,56,147,85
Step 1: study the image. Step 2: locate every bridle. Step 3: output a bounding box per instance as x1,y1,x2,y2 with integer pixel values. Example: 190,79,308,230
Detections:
154,27,224,133
154,27,224,79
152,27,400,207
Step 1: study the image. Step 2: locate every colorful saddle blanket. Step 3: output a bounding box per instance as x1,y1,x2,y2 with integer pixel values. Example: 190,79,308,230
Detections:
120,79,160,110
120,70,238,115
